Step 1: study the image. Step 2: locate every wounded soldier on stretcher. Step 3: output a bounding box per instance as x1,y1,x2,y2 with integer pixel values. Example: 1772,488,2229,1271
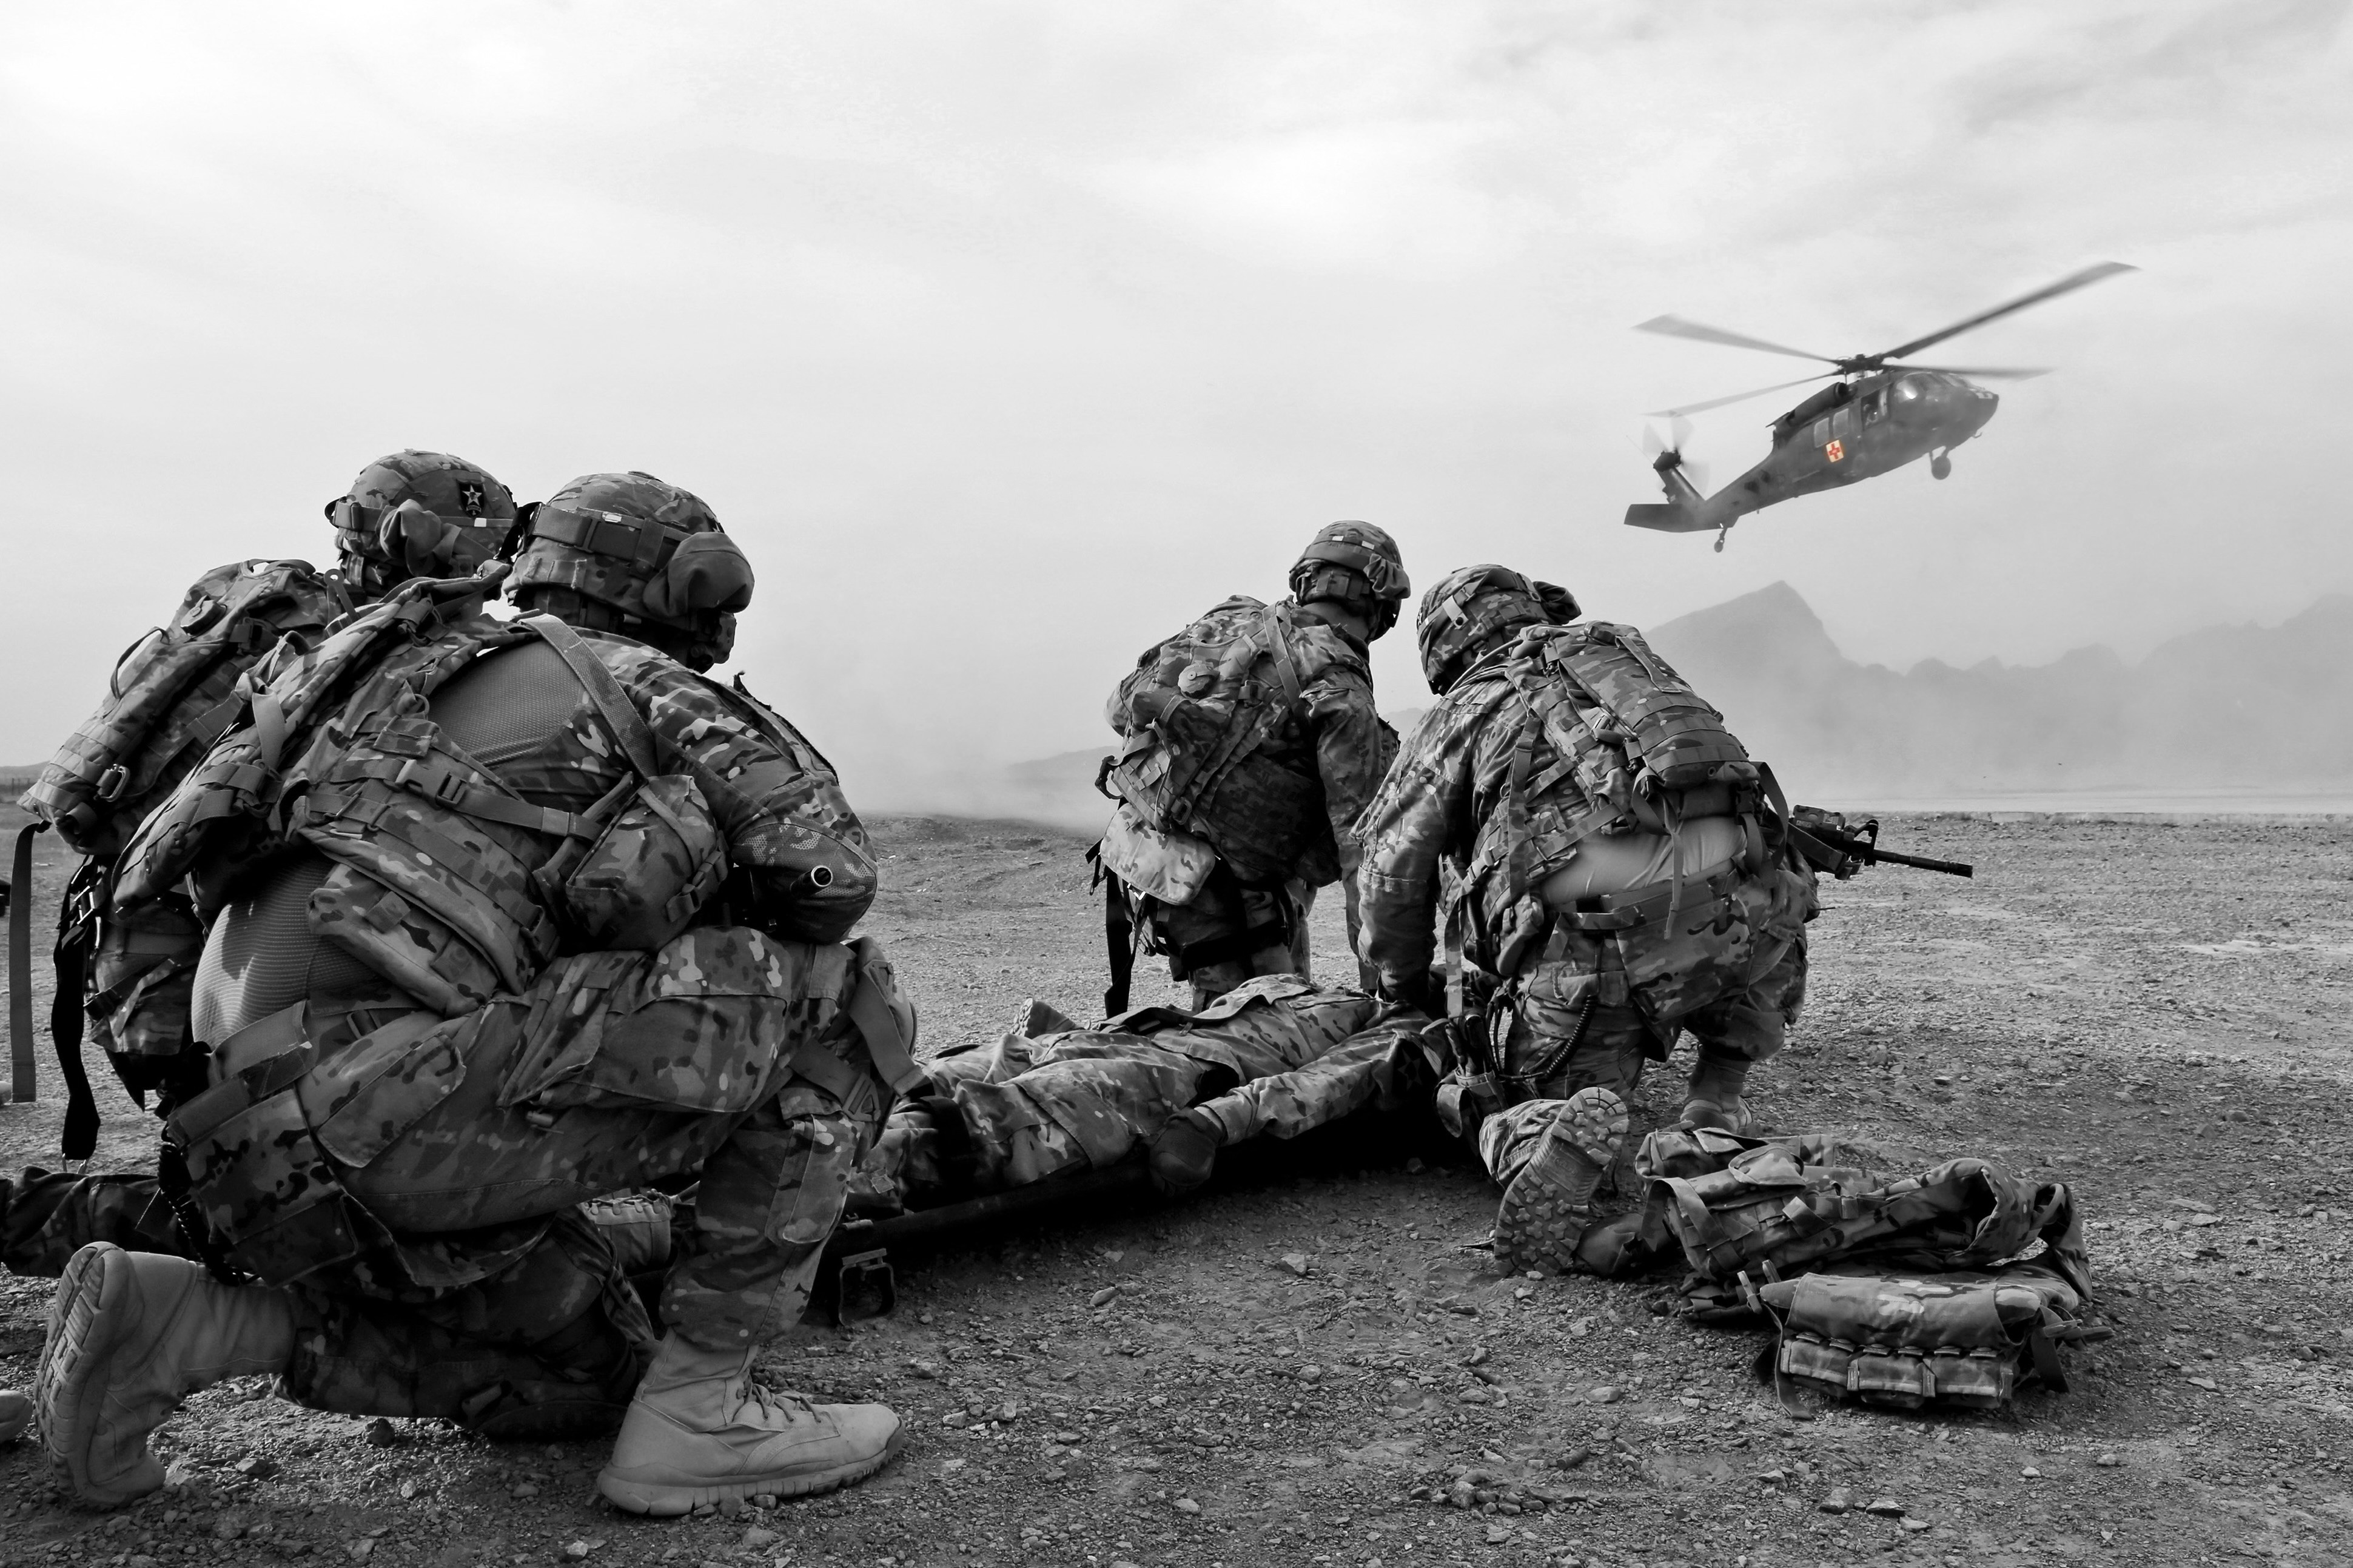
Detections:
852,974,1435,1211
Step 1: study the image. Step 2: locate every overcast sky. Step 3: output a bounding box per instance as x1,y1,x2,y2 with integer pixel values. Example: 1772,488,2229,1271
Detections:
4,1,2347,808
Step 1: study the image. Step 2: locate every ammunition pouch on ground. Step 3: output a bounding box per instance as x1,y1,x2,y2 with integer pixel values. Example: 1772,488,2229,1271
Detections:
1757,1265,2094,1411
1609,1128,2091,1302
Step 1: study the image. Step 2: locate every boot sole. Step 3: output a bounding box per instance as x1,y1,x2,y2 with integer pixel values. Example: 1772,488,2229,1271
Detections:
35,1244,155,1507
1493,1089,1630,1275
596,1422,907,1516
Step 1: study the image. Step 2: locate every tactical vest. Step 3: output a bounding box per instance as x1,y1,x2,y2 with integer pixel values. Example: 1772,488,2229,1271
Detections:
116,578,728,1018
1757,1265,2093,1412
1103,596,1348,889
23,559,352,859
1446,623,1775,993
1594,1127,2090,1297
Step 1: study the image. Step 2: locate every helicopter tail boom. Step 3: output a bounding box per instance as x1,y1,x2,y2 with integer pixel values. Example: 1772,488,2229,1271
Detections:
1623,501,1716,533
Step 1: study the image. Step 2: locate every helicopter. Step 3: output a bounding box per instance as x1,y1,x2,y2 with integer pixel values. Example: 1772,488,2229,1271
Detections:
1625,261,2133,551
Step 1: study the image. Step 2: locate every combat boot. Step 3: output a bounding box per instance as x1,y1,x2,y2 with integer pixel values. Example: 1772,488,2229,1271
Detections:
1681,1050,1757,1134
1490,1087,1631,1275
36,1242,294,1507
597,1336,902,1515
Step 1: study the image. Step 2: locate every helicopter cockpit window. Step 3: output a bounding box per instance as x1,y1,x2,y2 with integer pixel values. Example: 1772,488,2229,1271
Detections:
1895,375,1928,402
1811,418,1830,446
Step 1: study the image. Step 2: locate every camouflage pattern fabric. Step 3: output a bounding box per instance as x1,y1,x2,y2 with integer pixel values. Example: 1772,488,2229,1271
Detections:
1149,869,1314,1010
1106,595,1395,1000
1355,638,1816,1159
176,927,893,1353
864,976,1422,1207
0,1169,183,1278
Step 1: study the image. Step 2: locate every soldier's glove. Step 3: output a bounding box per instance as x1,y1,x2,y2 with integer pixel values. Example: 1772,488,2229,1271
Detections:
1147,1109,1224,1197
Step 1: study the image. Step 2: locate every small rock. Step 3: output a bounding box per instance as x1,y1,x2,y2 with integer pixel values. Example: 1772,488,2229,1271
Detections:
1090,1286,1119,1308
941,1412,970,1429
213,1521,245,1542
1818,1487,1853,1514
1864,1498,1904,1517
1587,1385,1619,1405
363,1418,400,1449
905,1359,941,1379
164,1459,195,1489
739,1526,778,1549
1464,1347,1491,1367
510,1482,540,1499
996,1400,1021,1423
398,1479,416,1501
2187,1376,2219,1392
1901,1517,1933,1533
1281,1253,1311,1278
2021,1465,2041,1478
1557,1449,1593,1470
1053,1430,1082,1444
1299,1365,1324,1382
2096,1453,2122,1467
1173,1497,1201,1515
347,1543,376,1562
562,1544,592,1562
1485,1524,1512,1544
129,1558,159,1568
233,1455,278,1481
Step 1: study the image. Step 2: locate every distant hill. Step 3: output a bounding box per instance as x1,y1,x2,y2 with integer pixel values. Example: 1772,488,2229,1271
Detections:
1648,582,2353,797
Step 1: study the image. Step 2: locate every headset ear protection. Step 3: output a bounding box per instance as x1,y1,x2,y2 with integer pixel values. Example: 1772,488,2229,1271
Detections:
642,530,755,619
380,500,506,579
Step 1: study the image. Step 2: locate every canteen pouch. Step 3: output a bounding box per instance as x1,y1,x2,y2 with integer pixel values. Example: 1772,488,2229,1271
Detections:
553,772,725,950
1096,800,1219,908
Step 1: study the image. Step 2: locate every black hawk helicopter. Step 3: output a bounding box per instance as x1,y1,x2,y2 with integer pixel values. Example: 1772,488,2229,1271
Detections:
1625,261,2133,551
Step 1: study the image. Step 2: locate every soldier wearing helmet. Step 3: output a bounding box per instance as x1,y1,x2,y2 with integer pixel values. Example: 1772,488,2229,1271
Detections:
4,450,522,1296
329,449,520,601
1096,522,1410,1019
1356,565,1818,1275
19,472,918,1513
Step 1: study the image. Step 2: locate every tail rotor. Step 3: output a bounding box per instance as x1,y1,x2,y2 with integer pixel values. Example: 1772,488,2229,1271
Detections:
1640,416,1708,495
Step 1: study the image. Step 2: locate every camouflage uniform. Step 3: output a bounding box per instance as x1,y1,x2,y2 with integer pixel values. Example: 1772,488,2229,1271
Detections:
1106,597,1395,1006
1356,589,1817,1211
84,579,900,1432
861,976,1431,1208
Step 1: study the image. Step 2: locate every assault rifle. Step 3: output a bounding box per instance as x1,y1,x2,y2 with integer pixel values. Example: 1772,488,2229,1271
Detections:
1788,806,1973,880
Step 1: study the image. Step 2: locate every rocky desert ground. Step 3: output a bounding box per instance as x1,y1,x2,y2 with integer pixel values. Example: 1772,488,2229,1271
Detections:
3,808,2351,1568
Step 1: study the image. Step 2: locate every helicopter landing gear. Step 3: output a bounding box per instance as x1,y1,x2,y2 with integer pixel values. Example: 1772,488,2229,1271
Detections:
1930,448,1952,480
1713,526,1730,553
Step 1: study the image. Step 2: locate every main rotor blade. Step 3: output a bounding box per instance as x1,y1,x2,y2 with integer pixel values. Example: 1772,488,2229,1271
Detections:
1891,364,2050,380
1879,261,2135,361
1635,315,1842,365
1646,373,1830,418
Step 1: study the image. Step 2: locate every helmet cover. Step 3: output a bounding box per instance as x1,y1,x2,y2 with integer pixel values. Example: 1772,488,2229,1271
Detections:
327,450,519,600
1287,521,1411,638
1415,563,1580,694
506,471,754,671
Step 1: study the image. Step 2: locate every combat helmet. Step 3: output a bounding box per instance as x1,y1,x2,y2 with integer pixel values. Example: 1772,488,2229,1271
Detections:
1416,563,1580,694
327,450,519,601
506,471,754,671
1287,521,1411,639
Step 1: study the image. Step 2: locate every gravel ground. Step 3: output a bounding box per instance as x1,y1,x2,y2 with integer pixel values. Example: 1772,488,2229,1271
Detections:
4,809,2352,1568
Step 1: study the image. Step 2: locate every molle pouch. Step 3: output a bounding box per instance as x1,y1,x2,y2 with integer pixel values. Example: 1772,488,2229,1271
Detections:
553,774,726,950
87,893,207,1060
1757,1268,2090,1412
1096,800,1218,907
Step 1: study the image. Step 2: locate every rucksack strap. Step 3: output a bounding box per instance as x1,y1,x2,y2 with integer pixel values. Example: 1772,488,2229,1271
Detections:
522,615,662,779
8,822,42,1107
